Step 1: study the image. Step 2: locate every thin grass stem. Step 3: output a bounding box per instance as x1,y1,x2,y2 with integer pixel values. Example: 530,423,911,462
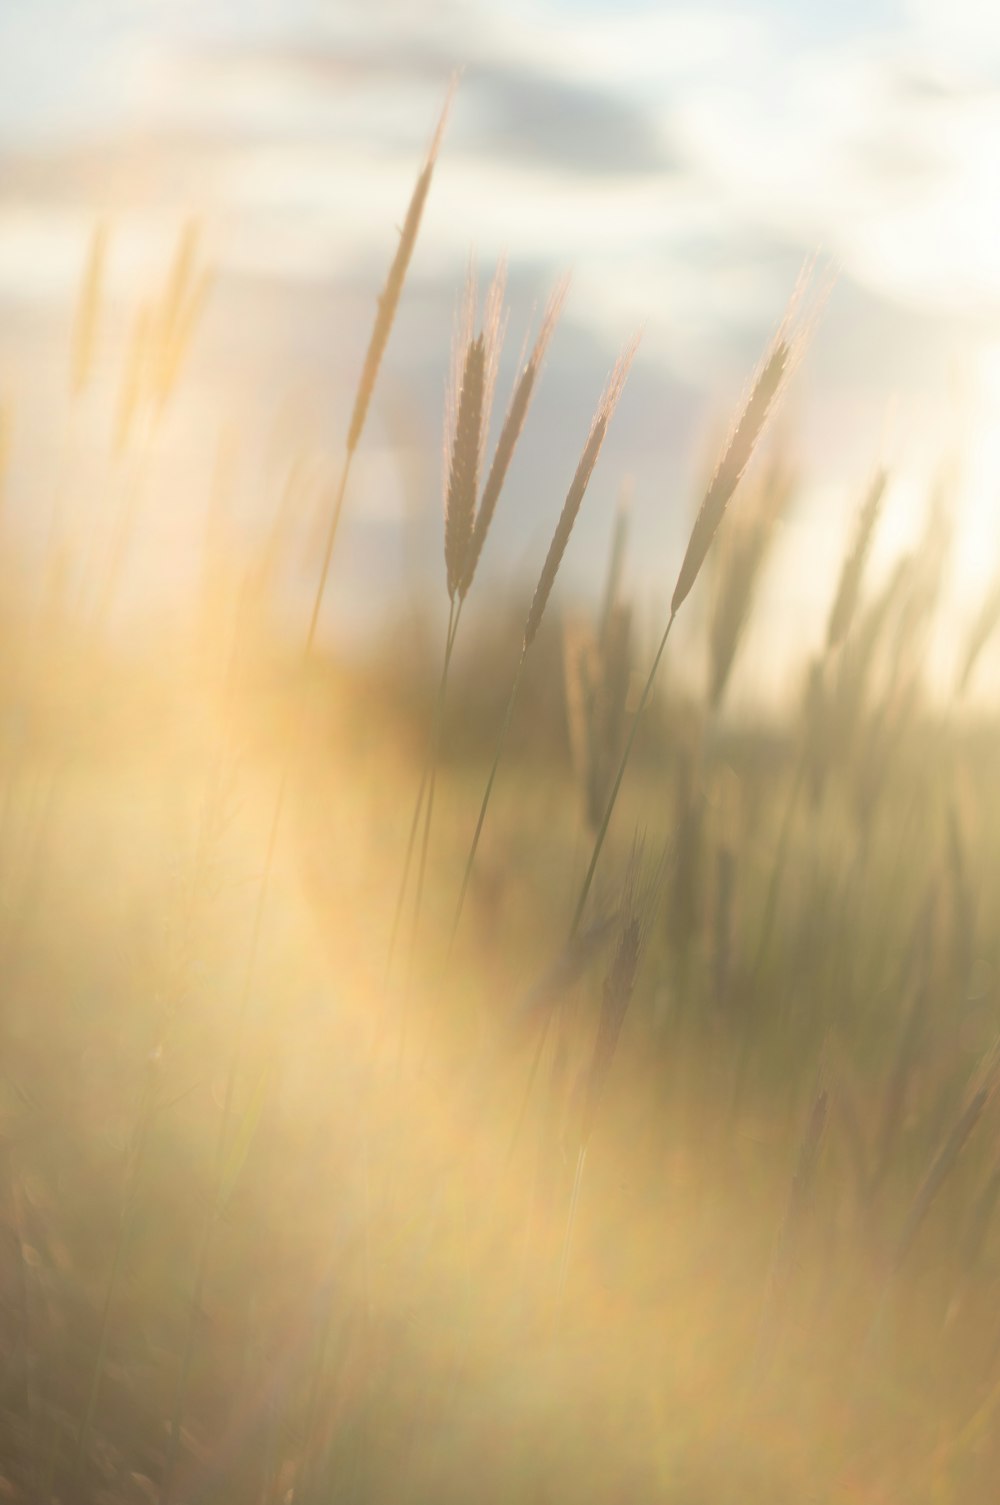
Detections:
448,648,527,957
570,612,676,939
387,596,461,986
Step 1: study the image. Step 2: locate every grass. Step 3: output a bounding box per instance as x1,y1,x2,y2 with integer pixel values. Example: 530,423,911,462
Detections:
2,97,1000,1505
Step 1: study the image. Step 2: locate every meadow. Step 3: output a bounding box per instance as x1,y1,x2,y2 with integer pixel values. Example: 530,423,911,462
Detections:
2,90,1000,1504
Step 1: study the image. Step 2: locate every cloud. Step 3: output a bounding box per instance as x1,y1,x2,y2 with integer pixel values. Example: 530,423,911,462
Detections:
459,62,678,177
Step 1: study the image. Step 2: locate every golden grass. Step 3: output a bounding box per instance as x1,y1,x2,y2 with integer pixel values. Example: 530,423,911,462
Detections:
2,104,1000,1505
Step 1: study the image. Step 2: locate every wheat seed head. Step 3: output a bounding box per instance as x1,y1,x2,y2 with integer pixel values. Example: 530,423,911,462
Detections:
443,259,506,599
524,334,639,648
444,335,486,600
346,76,456,456
671,262,822,618
460,275,569,600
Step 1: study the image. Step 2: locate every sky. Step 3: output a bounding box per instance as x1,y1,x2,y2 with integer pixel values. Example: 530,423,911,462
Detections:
2,0,1000,701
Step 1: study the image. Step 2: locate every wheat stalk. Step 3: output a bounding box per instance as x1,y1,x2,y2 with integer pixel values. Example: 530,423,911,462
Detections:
386,259,509,991
459,278,568,599
347,80,454,455
524,339,635,647
570,279,814,941
447,340,637,956
673,339,790,616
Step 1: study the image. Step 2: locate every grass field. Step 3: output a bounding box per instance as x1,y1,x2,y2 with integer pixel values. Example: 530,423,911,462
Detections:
2,98,1000,1505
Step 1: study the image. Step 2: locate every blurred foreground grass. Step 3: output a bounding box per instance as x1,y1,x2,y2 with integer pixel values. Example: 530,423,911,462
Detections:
2,612,1000,1504
2,154,1000,1504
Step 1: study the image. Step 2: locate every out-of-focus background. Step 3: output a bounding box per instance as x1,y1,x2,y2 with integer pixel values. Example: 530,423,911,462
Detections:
4,6,1000,1505
3,0,1000,705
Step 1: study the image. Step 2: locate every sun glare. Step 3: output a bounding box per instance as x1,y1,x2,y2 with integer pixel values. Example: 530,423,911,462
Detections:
1,3,1000,1502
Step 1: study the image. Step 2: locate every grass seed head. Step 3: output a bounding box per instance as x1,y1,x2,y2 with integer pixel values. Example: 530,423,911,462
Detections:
671,263,821,619
346,78,454,455
460,276,567,599
444,258,506,599
445,333,486,599
672,339,789,618
524,336,638,648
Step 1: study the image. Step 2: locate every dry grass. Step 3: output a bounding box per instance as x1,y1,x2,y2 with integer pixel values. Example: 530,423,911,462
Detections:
3,101,1000,1505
